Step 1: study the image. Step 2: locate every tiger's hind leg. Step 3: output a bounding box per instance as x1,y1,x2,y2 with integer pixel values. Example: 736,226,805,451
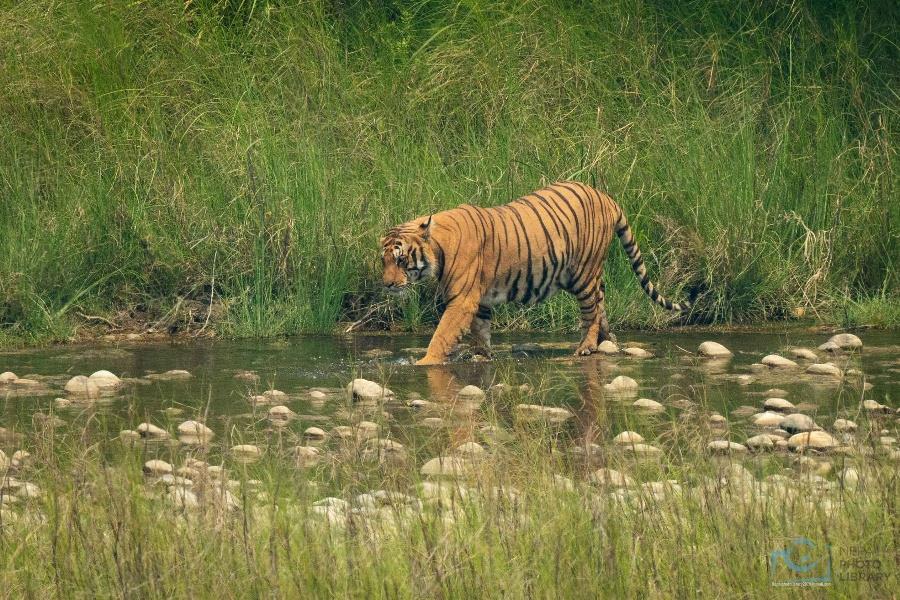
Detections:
596,279,615,343
470,305,492,357
574,278,605,356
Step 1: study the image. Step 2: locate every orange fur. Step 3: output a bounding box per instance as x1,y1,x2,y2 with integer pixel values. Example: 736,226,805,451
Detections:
380,181,691,365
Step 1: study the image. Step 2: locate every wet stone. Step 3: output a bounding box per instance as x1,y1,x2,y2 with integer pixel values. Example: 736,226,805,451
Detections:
790,348,818,360
604,375,638,393
348,379,393,402
0,372,17,384
779,413,819,434
515,404,574,423
698,341,732,358
707,440,748,454
761,354,798,368
788,431,839,451
623,347,652,359
828,333,862,350
177,421,214,438
832,418,858,432
420,456,472,477
64,376,100,398
136,423,169,439
632,398,664,413
746,434,776,451
806,363,842,377
457,385,485,400
596,340,619,354
89,370,122,390
146,370,192,381
143,459,173,476
763,398,794,412
614,431,645,445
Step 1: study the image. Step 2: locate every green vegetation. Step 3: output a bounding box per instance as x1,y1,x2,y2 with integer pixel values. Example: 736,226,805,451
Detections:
1,0,897,343
2,382,897,598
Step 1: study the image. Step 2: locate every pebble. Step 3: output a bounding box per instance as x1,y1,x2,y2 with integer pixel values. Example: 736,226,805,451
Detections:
698,341,732,358
420,456,472,477
0,372,17,384
176,421,214,438
304,427,326,439
347,379,393,402
89,370,122,390
596,340,619,354
752,412,786,427
828,333,862,350
832,418,858,432
778,413,819,434
763,398,794,412
707,440,748,454
806,363,842,377
514,404,574,423
136,423,169,439
613,431,645,445
64,375,100,398
309,390,328,400
745,434,776,451
761,354,798,368
632,398,664,413
143,459,173,476
788,431,839,451
790,348,818,360
457,385,485,400
862,399,891,413
604,375,638,393
623,347,652,359
590,468,634,488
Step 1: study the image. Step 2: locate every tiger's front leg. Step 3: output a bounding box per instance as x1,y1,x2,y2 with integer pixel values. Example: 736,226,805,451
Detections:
417,297,480,366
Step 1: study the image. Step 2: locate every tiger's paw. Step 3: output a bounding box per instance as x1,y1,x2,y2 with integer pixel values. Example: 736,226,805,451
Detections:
416,356,445,366
575,344,598,357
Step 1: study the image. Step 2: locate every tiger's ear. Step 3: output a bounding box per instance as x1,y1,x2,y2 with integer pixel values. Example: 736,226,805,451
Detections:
420,215,433,241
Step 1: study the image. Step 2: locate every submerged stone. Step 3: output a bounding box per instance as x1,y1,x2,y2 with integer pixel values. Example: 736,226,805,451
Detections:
604,375,638,393
596,340,619,354
136,423,169,439
828,333,862,350
790,348,818,360
806,363,842,377
779,413,819,434
347,379,393,402
763,398,794,412
761,354,798,368
89,370,122,390
623,347,652,359
64,375,100,398
632,398,664,413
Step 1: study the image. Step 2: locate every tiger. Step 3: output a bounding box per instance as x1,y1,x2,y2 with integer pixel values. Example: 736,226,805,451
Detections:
380,181,693,366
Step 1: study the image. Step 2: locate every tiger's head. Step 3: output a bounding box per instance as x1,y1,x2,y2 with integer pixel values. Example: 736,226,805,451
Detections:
380,216,435,294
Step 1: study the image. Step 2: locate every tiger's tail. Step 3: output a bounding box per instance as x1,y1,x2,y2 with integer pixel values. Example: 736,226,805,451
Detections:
614,209,693,312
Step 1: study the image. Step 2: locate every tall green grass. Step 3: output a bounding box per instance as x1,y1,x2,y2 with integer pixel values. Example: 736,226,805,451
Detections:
0,0,897,341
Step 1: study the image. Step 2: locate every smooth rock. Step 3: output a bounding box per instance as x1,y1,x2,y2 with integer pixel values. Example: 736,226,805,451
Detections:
420,456,472,477
707,440,748,454
832,418,858,432
746,434,776,450
267,405,295,419
828,333,862,350
143,459,173,476
779,413,819,434
788,431,839,451
347,379,393,402
763,398,794,412
177,420,214,438
818,341,841,353
167,487,199,509
293,446,321,468
623,347,652,359
632,398,664,413
452,442,486,457
806,362,842,377
604,375,638,392
148,369,192,381
621,443,662,456
457,385,485,399
0,450,7,471
752,412,786,427
309,390,327,400
89,370,122,390
231,444,262,459
515,404,574,423
698,341,732,358
136,423,169,439
304,427,326,439
761,354,798,368
862,399,891,413
0,372,17,384
64,375,100,398
790,348,818,360
596,340,619,354
613,431,645,445
590,468,634,488
263,389,288,402
839,467,860,491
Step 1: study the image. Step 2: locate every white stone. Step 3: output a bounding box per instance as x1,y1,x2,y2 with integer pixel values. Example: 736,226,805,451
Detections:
828,333,862,350
806,363,842,377
143,459,173,476
707,440,748,454
136,423,169,439
788,431,839,451
862,399,890,413
89,370,122,390
0,372,18,384
621,443,662,456
0,450,7,471
763,398,794,412
623,347,652,359
452,442,486,457
839,467,860,491
267,405,295,419
790,348,818,360
167,487,199,509
231,444,262,458
177,420,214,438
752,412,785,427
832,418,858,432
457,385,485,399
632,398,664,413
347,379,393,402
779,413,818,433
304,427,326,439
590,468,634,488
745,434,776,450
604,375,638,392
64,375,100,398
698,341,732,358
817,341,841,352
613,431,645,445
420,456,472,477
761,354,798,368
596,340,619,354
309,390,327,400
293,446,321,468
514,404,574,423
